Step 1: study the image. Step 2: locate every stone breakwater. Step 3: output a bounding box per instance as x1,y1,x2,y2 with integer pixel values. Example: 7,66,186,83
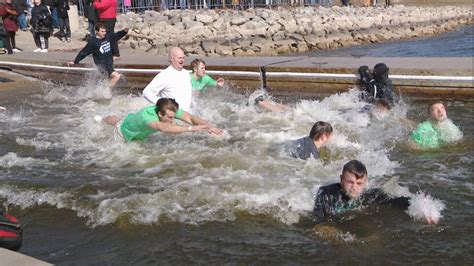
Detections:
79,5,472,56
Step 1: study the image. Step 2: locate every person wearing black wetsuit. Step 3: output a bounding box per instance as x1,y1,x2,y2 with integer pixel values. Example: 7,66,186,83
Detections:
68,22,128,89
357,63,395,106
284,121,333,160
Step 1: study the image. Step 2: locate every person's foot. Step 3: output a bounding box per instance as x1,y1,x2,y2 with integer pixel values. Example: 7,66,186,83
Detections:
12,48,22,53
66,37,71,43
33,48,42,52
40,49,48,53
61,37,66,42
0,106,7,112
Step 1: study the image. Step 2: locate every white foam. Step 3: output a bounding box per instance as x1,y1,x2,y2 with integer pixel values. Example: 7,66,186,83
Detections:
438,119,463,143
407,192,445,224
0,152,57,168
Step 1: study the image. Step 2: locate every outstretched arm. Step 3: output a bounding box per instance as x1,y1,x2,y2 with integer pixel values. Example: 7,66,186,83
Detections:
179,111,223,136
148,120,208,134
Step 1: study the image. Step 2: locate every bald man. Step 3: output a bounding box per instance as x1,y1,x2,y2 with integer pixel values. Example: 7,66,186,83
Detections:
142,47,193,113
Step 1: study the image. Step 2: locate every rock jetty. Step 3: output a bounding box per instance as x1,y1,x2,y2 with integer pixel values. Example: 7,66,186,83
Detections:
78,5,472,56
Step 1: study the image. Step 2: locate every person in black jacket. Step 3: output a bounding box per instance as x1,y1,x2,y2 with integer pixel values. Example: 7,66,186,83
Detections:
30,0,52,52
67,22,128,89
357,63,395,106
53,0,70,42
83,0,99,38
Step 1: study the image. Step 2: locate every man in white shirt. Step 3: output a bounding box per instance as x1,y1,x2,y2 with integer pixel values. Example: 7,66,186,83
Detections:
142,47,193,113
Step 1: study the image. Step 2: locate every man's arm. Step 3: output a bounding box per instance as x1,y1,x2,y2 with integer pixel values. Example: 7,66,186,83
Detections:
148,121,207,134
67,42,93,65
142,74,166,104
179,111,223,136
111,28,129,42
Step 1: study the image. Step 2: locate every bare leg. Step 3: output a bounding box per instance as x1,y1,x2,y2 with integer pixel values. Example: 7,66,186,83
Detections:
258,100,290,112
104,115,121,125
108,71,121,89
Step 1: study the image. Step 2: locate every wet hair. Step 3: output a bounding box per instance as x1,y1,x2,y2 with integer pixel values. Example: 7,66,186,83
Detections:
374,99,392,110
155,98,179,116
309,121,333,141
428,101,444,114
190,59,205,72
373,63,389,78
94,22,106,32
342,160,367,180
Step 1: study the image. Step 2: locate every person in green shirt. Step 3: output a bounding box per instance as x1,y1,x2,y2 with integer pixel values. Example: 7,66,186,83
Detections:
190,59,225,97
409,102,462,149
103,98,223,142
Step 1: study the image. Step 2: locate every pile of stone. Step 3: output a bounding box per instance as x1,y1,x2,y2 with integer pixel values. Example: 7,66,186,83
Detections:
78,5,472,56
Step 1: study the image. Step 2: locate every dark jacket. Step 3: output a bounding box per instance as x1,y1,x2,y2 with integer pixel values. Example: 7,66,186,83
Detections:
313,183,410,224
73,30,127,66
53,0,69,18
284,136,319,160
83,0,99,22
30,4,52,33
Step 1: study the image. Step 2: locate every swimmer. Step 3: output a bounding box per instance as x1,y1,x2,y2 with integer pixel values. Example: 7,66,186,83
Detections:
103,98,223,142
190,59,225,97
283,121,333,160
251,91,290,113
67,23,129,89
409,102,463,149
312,160,439,238
359,99,391,120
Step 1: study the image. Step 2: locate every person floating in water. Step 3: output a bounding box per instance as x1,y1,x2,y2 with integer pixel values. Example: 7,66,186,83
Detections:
67,23,128,89
283,121,333,160
358,63,395,106
190,58,225,97
409,102,463,149
313,160,439,227
359,99,392,120
102,98,223,142
250,90,290,113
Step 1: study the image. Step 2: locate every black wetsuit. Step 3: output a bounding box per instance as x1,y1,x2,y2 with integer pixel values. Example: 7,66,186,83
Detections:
313,183,410,224
73,30,127,76
284,136,319,160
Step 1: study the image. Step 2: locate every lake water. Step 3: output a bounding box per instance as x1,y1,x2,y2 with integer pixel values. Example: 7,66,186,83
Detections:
0,25,473,264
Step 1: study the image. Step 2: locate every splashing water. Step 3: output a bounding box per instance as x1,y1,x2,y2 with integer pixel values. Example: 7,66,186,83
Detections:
438,119,463,143
407,192,446,224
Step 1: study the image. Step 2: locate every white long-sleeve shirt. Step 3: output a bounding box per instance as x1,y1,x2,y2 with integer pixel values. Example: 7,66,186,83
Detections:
142,66,193,113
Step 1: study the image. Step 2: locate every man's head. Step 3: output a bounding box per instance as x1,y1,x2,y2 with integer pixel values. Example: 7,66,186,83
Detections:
33,0,41,5
373,63,389,81
191,59,206,77
169,47,185,71
428,102,447,122
340,160,368,199
309,121,333,146
94,23,107,39
156,98,179,123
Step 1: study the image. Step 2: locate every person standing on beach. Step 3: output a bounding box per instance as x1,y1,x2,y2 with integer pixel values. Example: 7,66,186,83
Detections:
67,23,128,89
93,0,119,59
409,102,463,149
190,58,225,97
0,0,22,54
142,47,193,113
30,0,52,52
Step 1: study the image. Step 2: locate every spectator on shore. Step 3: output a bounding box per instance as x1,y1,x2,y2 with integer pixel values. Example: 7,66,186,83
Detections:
14,0,28,31
52,0,70,42
0,0,22,54
84,0,99,38
30,0,52,53
94,0,120,58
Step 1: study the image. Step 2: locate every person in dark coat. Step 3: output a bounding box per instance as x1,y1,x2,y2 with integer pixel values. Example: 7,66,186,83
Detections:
83,0,99,37
30,0,52,52
52,0,70,41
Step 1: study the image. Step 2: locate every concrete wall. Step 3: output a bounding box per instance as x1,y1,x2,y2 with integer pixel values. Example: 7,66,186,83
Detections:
390,0,472,5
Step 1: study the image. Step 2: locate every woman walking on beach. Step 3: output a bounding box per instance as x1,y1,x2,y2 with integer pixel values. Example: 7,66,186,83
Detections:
30,0,52,52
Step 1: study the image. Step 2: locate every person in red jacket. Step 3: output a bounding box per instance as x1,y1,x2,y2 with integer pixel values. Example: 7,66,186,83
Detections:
0,0,22,54
93,0,120,58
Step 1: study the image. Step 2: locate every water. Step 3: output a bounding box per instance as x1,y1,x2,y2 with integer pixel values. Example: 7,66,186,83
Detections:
305,25,474,57
0,78,472,264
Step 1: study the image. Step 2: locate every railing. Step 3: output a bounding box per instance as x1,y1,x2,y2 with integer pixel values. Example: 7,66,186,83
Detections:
76,0,338,16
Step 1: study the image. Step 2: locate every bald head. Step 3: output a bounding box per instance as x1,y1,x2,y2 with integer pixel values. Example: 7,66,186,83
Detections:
169,47,185,71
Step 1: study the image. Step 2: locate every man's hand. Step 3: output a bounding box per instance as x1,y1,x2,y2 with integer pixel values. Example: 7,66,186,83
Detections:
124,27,129,32
66,61,75,67
216,78,225,87
192,90,201,97
188,125,208,132
207,126,223,137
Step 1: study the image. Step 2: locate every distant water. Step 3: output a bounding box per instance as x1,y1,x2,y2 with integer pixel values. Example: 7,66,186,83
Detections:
306,24,474,57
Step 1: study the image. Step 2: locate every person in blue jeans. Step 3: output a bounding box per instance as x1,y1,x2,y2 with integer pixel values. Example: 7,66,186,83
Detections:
14,0,28,30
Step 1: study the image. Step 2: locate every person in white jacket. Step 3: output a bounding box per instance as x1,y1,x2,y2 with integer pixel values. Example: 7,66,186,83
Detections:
142,47,193,113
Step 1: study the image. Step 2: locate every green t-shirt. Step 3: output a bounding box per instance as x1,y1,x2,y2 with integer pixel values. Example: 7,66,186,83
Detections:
190,73,217,91
410,121,443,148
120,106,184,142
